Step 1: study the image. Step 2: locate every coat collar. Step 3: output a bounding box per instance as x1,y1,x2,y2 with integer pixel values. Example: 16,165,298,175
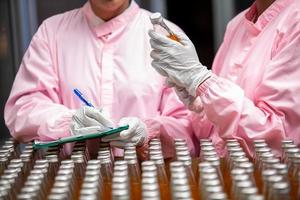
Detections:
244,0,294,34
82,1,140,38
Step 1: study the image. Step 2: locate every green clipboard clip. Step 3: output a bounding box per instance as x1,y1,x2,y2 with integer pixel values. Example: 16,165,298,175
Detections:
33,125,129,149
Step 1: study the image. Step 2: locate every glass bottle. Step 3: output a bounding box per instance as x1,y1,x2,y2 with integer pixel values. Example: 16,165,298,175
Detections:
0,179,12,200
202,179,222,200
204,185,223,200
204,156,224,187
171,176,192,200
272,163,289,183
297,171,300,200
19,186,40,200
283,145,299,165
200,145,216,162
198,162,213,184
228,151,246,171
150,12,181,42
199,172,219,199
84,162,102,198
289,155,300,200
285,148,300,169
80,182,100,199
79,189,98,200
272,182,290,200
254,147,271,168
207,192,228,200
240,187,258,200
247,194,264,200
238,162,256,186
141,160,155,171
125,154,141,200
266,175,284,200
112,176,130,200
226,139,241,165
51,180,73,200
142,171,160,200
152,155,169,200
5,138,20,157
199,139,212,145
235,181,253,200
258,152,275,173
20,153,34,178
232,157,249,169
231,174,250,199
281,142,296,162
178,155,198,199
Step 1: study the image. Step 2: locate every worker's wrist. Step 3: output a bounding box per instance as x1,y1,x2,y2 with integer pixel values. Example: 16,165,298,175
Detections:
196,73,219,96
187,66,212,96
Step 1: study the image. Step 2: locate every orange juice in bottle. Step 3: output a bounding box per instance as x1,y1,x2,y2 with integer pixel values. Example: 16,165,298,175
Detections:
150,12,181,43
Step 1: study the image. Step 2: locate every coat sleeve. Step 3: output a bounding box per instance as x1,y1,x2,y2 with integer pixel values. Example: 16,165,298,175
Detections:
4,22,75,142
195,23,300,157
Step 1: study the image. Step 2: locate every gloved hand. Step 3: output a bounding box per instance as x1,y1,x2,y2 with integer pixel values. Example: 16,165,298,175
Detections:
70,106,114,135
166,79,204,113
101,117,147,148
175,86,204,113
149,30,212,96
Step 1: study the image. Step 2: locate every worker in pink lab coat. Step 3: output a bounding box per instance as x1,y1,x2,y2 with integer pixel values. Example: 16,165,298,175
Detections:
149,0,300,157
4,0,196,158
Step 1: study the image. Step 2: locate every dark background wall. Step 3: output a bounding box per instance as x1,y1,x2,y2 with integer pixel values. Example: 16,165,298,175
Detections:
166,0,253,67
235,0,253,12
0,0,18,143
167,1,214,67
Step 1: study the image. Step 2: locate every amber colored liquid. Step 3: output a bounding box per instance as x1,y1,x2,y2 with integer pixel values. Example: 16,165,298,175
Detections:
164,158,173,180
159,183,171,200
220,157,226,178
131,182,142,200
190,184,200,200
103,182,112,200
219,158,227,192
186,164,199,200
254,167,263,194
156,164,171,200
221,159,232,198
46,179,55,197
168,34,181,43
46,166,58,197
128,164,141,199
192,158,200,184
290,174,298,200
297,182,300,200
73,178,83,200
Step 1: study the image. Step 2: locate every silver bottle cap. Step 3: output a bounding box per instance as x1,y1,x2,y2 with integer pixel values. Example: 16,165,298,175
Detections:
273,182,290,195
208,192,227,200
247,194,265,200
240,187,258,197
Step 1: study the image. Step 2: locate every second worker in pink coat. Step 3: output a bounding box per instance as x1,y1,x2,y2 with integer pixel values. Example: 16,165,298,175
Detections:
149,0,300,157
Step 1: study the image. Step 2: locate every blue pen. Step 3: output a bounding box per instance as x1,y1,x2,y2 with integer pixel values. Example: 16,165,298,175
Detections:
73,88,114,129
73,88,94,107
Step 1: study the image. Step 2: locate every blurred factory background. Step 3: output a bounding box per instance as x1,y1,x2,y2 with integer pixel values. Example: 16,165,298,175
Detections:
0,0,252,142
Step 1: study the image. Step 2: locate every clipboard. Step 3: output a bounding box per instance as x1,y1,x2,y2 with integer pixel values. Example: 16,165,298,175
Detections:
33,125,129,149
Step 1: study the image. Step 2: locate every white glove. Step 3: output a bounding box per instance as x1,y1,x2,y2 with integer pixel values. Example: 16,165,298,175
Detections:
175,86,204,113
70,106,114,135
166,79,204,113
101,117,147,148
149,30,212,96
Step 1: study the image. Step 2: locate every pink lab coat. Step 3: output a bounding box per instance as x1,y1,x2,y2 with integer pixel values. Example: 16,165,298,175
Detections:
193,0,300,157
4,1,195,157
